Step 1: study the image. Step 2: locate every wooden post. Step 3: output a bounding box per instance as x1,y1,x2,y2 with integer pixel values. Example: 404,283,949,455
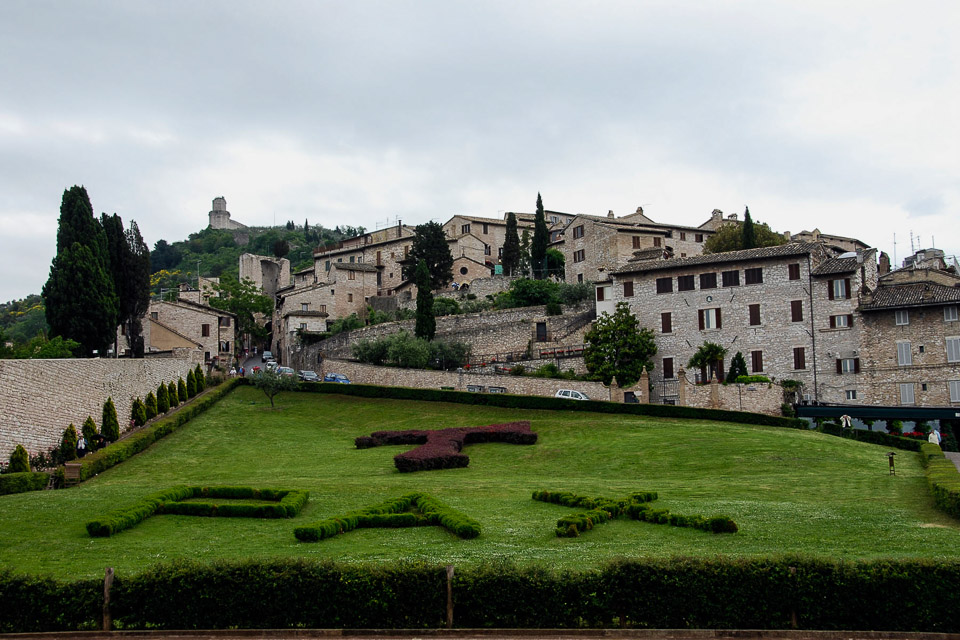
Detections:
103,567,114,631
789,565,798,629
445,564,455,629
677,368,687,406
638,367,649,404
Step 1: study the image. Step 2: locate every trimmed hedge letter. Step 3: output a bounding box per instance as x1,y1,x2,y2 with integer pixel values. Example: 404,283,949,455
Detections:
294,492,480,541
533,490,738,537
356,421,537,472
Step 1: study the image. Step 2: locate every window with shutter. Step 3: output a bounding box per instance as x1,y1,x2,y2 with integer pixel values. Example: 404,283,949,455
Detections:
751,351,763,373
663,357,674,380
947,337,960,363
677,275,695,291
900,383,915,405
749,304,761,326
661,312,672,334
623,281,634,297
632,235,641,248
791,300,803,322
788,263,801,280
721,270,740,287
950,380,960,402
897,341,912,366
895,310,909,325
946,306,959,322
656,277,673,294
699,273,717,289
793,347,806,370
596,287,604,302
700,308,720,330
745,268,763,284
653,237,662,248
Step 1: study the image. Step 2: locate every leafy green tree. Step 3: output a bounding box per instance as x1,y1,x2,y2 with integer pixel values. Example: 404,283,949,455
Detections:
9,444,30,473
150,239,182,271
502,212,521,276
703,217,786,254
251,368,299,408
186,370,197,397
403,221,453,290
272,239,290,258
81,416,98,447
102,397,120,441
387,331,432,368
504,278,559,307
145,392,158,420
327,313,364,335
43,186,119,356
61,424,78,461
688,341,729,382
13,335,79,359
546,248,565,280
742,206,757,250
167,381,179,408
178,378,188,402
414,260,436,341
583,302,657,386
208,276,272,346
114,219,151,357
194,364,206,390
531,193,549,279
726,352,749,383
131,398,147,427
156,383,170,413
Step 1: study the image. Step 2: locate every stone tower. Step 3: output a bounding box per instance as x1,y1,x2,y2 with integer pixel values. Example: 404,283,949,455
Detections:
208,197,246,230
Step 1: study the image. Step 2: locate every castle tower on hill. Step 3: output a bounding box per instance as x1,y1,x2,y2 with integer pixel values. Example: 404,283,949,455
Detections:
208,196,247,230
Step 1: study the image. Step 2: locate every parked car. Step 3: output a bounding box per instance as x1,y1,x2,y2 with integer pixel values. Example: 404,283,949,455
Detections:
265,361,278,371
261,350,273,363
277,366,296,377
298,370,320,382
555,389,589,401
324,373,351,384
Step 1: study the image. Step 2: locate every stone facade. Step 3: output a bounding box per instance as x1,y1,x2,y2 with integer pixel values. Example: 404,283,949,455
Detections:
314,223,416,299
147,299,236,366
0,356,199,460
239,253,291,299
208,196,246,230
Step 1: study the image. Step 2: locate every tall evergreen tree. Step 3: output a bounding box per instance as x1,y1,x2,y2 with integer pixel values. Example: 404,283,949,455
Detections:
403,221,453,290
742,206,757,249
102,397,120,441
518,229,532,276
414,260,436,341
43,186,119,356
531,193,549,279
101,214,151,357
501,212,521,276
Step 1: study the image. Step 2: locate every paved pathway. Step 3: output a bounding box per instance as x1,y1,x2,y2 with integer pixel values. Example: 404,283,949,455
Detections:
945,451,960,472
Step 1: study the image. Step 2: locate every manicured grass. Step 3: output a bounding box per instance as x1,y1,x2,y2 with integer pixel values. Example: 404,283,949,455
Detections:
1,386,959,579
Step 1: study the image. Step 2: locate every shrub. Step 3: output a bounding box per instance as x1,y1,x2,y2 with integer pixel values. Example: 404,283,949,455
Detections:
888,420,904,435
545,301,562,315
167,382,179,408
101,397,120,441
131,398,147,427
60,425,78,461
81,416,98,448
177,377,188,403
194,364,205,391
356,422,537,472
186,370,197,397
156,383,170,414
8,444,30,473
735,375,771,384
144,392,158,420
432,297,460,316
781,402,796,418
0,471,48,496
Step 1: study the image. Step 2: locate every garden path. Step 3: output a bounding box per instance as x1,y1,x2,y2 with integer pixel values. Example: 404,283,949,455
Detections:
945,451,960,472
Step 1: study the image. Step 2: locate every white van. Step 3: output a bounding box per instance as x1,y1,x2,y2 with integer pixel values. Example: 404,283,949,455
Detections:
555,389,589,401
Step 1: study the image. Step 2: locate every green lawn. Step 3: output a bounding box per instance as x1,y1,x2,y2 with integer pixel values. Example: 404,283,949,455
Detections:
2,386,959,579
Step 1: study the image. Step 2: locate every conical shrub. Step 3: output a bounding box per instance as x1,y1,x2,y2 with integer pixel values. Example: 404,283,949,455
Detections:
102,397,120,441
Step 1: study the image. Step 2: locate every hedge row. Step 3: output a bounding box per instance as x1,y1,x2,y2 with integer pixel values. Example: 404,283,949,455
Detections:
86,485,309,537
5,557,960,631
818,423,924,451
920,442,960,519
533,490,736,537
0,471,49,496
356,421,537,472
73,378,242,483
294,380,805,428
294,492,480,542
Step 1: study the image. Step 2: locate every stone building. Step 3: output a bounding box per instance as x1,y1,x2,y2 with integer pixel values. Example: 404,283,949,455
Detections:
145,299,237,366
208,196,247,230
560,208,722,284
604,242,878,405
239,253,291,299
858,268,960,407
313,222,416,298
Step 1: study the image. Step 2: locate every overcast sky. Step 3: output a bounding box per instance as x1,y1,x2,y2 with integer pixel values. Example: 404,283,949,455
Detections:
1,0,958,302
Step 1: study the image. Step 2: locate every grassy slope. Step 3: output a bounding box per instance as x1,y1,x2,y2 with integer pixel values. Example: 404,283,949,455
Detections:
1,386,958,579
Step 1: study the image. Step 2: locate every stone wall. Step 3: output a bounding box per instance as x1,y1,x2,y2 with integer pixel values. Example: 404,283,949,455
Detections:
320,359,609,400
661,369,784,416
0,357,199,460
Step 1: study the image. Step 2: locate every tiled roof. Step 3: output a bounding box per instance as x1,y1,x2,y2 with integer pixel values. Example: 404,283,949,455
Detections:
812,256,859,276
614,242,820,275
861,282,960,310
629,248,668,261
333,262,378,272
283,310,329,319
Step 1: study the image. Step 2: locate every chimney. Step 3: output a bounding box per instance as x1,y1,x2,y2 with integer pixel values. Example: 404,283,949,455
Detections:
636,206,644,215
607,210,615,218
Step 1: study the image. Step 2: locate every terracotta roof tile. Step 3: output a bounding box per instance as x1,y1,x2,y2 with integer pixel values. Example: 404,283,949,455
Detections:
615,242,820,275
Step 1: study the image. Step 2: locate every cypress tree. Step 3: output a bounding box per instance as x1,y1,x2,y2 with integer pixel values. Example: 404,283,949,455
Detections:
502,212,521,276
42,186,119,356
168,381,179,408
404,221,454,290
742,206,757,250
81,416,98,447
531,193,549,279
102,397,120,441
414,260,436,341
131,398,147,427
9,444,30,473
186,370,197,397
194,364,205,390
61,424,79,461
178,377,188,402
145,392,158,420
726,351,749,383
156,383,170,413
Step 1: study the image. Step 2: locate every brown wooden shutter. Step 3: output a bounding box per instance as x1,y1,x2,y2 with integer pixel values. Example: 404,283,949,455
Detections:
663,357,674,379
716,308,722,329
854,358,861,373
847,314,854,327
791,300,803,321
844,278,851,299
829,315,836,328
828,281,835,300
698,309,705,330
836,359,842,374
661,312,672,333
